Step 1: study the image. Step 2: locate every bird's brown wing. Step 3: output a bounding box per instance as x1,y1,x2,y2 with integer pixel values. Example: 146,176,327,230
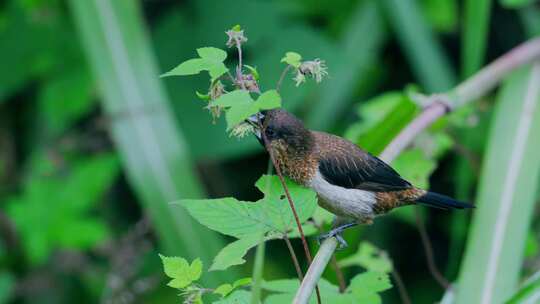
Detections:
314,132,412,192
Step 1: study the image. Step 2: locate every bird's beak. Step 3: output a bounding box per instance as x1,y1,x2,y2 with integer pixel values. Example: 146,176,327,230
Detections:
246,113,264,141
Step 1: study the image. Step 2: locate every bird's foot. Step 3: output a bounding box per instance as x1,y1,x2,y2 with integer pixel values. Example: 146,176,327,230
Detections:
317,222,358,250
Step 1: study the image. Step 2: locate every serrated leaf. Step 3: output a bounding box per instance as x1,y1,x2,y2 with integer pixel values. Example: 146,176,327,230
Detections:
255,175,317,233
255,90,281,110
158,254,202,289
210,234,262,271
339,242,392,273
281,51,302,68
176,175,317,238
213,90,253,107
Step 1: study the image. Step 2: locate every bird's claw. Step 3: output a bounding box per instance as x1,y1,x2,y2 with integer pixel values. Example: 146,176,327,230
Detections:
317,229,348,250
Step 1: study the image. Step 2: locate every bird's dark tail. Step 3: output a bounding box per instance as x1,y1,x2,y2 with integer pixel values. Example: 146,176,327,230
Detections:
416,191,474,210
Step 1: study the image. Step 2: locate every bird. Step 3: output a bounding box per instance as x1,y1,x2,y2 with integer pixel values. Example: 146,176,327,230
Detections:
247,109,473,247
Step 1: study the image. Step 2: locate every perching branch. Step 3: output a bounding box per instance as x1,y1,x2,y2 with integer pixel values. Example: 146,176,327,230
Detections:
293,37,540,304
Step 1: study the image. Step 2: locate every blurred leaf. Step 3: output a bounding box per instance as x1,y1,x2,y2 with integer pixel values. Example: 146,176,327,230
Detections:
348,271,392,303
392,148,436,189
520,6,540,38
345,91,419,155
501,0,535,9
420,0,458,32
38,67,94,135
161,47,228,81
506,271,540,303
457,65,540,303
158,254,202,289
6,153,118,264
69,0,230,285
213,90,281,128
380,0,456,91
339,242,393,273
462,0,492,77
525,231,539,258
281,52,302,68
0,272,14,304
210,233,262,271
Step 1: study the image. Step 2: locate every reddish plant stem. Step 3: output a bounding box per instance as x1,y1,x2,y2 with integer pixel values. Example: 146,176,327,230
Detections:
391,268,412,304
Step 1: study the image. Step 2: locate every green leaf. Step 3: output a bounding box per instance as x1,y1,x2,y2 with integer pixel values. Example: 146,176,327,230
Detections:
213,90,254,107
420,0,458,32
214,284,234,297
210,233,262,271
348,271,392,303
214,278,252,298
506,270,540,303
225,103,260,128
255,90,281,110
197,47,227,62
392,148,436,189
345,92,419,155
244,64,259,81
158,254,202,289
457,65,540,303
195,91,210,101
161,47,228,81
281,52,302,68
6,153,118,264
214,290,251,304
176,175,317,238
231,24,242,32
233,278,252,288
339,242,393,273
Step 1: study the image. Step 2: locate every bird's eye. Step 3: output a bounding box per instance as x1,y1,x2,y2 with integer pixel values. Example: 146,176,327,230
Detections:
265,127,277,138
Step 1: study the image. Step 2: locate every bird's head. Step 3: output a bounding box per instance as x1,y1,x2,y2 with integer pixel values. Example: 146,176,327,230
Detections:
247,109,313,155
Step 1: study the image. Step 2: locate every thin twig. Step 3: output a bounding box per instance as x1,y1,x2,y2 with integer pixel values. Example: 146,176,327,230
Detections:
391,268,412,304
284,235,304,280
414,207,450,289
330,255,347,292
276,65,292,93
293,37,540,304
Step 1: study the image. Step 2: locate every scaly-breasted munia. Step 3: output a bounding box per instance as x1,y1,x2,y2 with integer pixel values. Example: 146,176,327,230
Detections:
249,109,473,246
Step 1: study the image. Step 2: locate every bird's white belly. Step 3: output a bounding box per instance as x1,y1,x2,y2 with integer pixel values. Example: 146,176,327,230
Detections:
306,171,377,221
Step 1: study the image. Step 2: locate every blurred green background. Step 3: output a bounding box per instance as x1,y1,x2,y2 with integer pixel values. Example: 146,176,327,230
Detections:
0,0,539,303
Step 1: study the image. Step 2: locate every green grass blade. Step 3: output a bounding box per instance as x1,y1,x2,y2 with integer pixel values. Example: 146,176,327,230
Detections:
456,63,540,304
380,0,456,91
462,0,493,77
506,270,540,303
69,0,229,283
306,0,387,130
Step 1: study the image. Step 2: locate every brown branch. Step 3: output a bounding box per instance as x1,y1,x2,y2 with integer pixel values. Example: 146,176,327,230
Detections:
276,65,292,93
330,255,347,292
